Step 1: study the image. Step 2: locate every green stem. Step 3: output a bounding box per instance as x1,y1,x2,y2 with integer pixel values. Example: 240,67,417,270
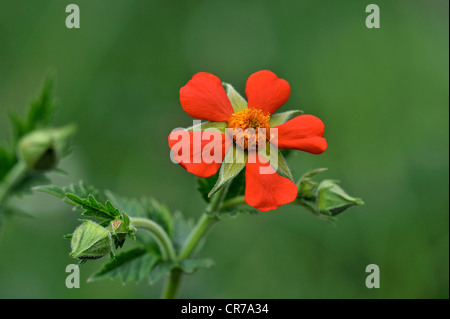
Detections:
0,161,28,208
162,188,226,299
219,195,246,211
161,268,182,299
130,217,177,261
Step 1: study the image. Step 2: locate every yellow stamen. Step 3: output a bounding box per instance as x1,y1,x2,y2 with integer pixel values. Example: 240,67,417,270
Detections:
228,109,271,150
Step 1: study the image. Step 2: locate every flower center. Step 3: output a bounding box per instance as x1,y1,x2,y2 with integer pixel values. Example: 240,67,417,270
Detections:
228,109,271,150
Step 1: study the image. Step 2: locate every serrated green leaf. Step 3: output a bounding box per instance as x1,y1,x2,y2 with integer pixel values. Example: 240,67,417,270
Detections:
89,248,160,284
66,193,118,220
269,110,303,127
179,258,215,274
33,184,66,198
223,82,247,113
26,78,56,130
208,145,246,197
34,181,103,202
172,211,194,254
10,78,56,143
148,260,176,284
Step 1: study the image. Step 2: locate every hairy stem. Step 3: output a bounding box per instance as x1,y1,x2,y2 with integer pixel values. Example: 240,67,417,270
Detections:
130,217,177,261
0,161,28,208
162,187,226,299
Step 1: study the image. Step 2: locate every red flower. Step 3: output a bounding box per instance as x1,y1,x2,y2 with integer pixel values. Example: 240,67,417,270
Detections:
169,70,327,211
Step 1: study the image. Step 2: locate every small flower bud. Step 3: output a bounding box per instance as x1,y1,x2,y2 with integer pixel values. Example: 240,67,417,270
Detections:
70,220,112,260
17,124,76,171
316,180,364,216
108,219,129,249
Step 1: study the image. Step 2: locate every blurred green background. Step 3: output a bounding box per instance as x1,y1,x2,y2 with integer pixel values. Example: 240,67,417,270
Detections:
0,0,448,298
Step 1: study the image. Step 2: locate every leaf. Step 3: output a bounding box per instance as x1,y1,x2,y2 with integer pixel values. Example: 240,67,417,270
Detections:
26,78,56,131
34,181,104,202
197,173,219,203
208,145,247,197
88,248,160,284
33,184,66,198
10,77,56,143
148,260,176,284
223,82,247,113
269,110,303,127
65,193,120,221
11,173,51,197
172,211,194,254
179,258,215,274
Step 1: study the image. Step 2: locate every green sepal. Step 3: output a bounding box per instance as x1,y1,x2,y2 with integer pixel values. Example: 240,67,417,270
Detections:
316,180,364,216
186,121,228,134
17,124,76,171
88,248,160,284
258,143,294,181
208,145,247,198
70,220,112,260
269,110,303,127
223,82,247,113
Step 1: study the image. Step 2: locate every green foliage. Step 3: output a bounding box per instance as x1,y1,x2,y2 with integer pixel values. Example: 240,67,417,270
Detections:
65,193,122,222
105,191,173,239
172,211,195,253
0,78,72,223
9,78,56,144
89,248,160,284
34,181,104,203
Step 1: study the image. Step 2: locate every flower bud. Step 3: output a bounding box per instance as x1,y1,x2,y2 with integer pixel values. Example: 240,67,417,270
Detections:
17,124,76,171
316,180,364,216
108,219,130,249
70,220,112,260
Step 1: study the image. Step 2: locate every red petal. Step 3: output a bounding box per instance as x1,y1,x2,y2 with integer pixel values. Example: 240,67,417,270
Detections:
168,130,231,178
245,70,291,115
180,72,234,122
244,154,298,211
273,115,327,154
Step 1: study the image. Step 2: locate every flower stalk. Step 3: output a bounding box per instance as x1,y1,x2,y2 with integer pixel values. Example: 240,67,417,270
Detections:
130,217,177,261
0,161,28,208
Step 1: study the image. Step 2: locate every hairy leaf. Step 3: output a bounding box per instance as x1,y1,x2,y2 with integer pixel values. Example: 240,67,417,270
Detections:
89,248,160,284
172,211,194,254
65,193,120,221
